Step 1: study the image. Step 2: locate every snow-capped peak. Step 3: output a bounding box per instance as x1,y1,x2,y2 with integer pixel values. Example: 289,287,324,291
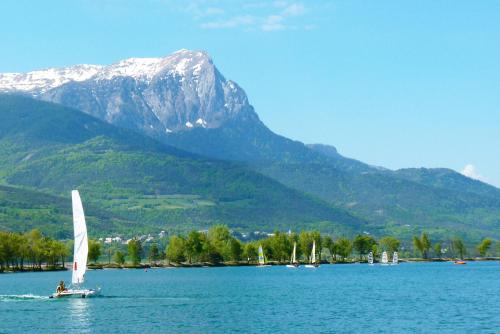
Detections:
0,49,213,93
0,64,103,93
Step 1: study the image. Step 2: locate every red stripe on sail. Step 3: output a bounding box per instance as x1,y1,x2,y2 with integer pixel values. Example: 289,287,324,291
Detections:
74,262,77,270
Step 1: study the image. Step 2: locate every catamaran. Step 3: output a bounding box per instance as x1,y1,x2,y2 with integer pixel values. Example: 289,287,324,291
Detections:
367,251,374,265
257,245,271,267
391,251,399,265
380,251,389,266
286,242,299,268
50,190,100,298
305,240,319,268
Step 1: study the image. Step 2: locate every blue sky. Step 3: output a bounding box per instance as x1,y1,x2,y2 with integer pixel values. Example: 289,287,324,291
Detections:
1,0,499,186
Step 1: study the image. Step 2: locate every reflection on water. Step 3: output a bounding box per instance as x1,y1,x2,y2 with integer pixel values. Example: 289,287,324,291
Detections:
68,298,91,334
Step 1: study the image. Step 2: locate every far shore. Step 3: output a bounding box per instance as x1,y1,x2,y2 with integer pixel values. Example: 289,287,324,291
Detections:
3,257,499,274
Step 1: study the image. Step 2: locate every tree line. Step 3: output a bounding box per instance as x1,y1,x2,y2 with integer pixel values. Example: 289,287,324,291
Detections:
1,227,500,270
161,226,500,265
0,229,68,271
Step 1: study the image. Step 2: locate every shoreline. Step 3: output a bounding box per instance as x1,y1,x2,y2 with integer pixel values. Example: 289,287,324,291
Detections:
2,257,498,274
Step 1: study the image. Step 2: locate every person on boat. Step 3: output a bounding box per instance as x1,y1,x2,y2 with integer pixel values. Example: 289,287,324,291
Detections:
56,281,66,294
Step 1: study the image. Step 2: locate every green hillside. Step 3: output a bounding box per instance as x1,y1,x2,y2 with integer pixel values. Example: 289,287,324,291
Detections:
0,95,364,237
165,112,500,242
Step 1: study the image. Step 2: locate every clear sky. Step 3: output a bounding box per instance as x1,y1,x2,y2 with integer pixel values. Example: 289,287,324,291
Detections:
1,0,499,186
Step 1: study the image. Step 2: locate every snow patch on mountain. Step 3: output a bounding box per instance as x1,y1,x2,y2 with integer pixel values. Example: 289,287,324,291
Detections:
0,49,255,135
0,64,102,93
0,49,213,93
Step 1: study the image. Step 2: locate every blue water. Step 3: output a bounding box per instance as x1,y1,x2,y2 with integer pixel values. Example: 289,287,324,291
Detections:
1,262,499,333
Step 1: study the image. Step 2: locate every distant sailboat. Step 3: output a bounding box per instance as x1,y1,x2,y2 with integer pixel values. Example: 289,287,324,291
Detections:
381,251,389,265
305,240,319,268
367,251,374,265
257,245,270,267
50,190,100,298
286,242,299,268
391,252,399,265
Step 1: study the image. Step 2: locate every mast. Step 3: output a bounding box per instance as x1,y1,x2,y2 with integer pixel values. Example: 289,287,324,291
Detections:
71,190,88,286
311,240,316,264
381,251,388,264
393,252,398,264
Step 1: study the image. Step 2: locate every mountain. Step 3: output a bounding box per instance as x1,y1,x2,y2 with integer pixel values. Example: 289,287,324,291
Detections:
0,49,252,138
2,49,499,242
0,94,364,237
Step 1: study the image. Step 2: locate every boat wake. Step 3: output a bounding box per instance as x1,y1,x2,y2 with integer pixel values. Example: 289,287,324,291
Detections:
0,294,50,302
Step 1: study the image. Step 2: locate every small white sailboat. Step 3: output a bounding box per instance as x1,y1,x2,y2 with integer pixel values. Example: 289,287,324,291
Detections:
257,245,271,267
286,242,299,268
380,251,389,266
50,190,100,298
391,251,399,265
367,251,374,265
305,240,319,268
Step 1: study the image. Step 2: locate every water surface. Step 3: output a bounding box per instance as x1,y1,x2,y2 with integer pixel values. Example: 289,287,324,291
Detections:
1,262,499,333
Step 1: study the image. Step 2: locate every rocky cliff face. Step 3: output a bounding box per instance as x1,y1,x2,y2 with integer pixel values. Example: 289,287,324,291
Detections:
0,49,254,138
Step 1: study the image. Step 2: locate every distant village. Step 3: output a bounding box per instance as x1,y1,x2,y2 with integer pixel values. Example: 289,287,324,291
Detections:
97,230,281,245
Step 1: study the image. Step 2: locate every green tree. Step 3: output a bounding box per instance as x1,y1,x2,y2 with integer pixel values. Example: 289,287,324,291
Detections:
476,238,492,257
379,236,400,254
413,233,431,259
228,238,243,261
434,242,442,258
353,235,377,260
148,243,160,264
422,233,431,257
207,225,233,261
322,236,335,262
200,239,222,264
451,238,466,260
268,232,292,262
243,243,257,262
113,250,125,265
88,240,101,264
25,229,44,269
298,231,321,262
336,237,352,261
166,235,186,263
127,239,143,265
185,231,204,263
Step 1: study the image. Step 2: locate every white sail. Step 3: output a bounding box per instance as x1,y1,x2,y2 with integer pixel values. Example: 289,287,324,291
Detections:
71,190,88,286
311,241,316,264
392,252,399,264
368,251,374,264
381,251,388,264
258,245,265,265
291,242,297,263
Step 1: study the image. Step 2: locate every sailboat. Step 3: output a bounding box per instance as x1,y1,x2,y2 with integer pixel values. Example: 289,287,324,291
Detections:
380,251,389,266
50,190,100,298
286,242,299,268
391,251,399,265
257,245,271,267
367,251,374,265
305,240,319,268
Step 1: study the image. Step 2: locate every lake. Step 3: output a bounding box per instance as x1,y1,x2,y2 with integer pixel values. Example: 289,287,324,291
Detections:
1,262,499,333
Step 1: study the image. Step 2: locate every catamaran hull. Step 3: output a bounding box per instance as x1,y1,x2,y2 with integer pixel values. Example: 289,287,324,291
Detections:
305,264,319,268
50,288,100,299
286,264,299,268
